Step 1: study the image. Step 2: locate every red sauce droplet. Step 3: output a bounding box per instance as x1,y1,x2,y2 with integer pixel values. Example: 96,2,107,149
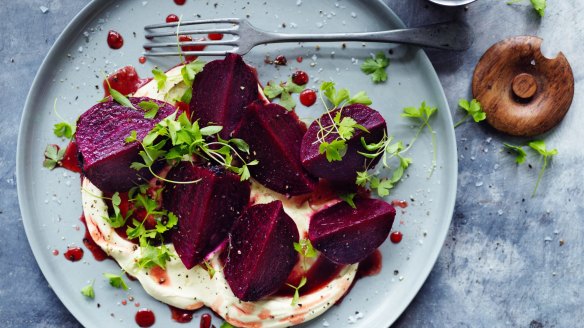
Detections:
169,306,195,323
356,249,383,279
60,141,81,173
174,0,186,5
135,309,156,327
122,299,127,305
52,249,59,256
208,33,224,40
139,56,147,64
179,35,206,62
391,199,408,208
299,89,317,107
200,313,212,328
81,215,109,261
135,302,141,307
103,66,150,97
274,55,287,65
296,56,303,63
107,30,124,49
291,70,309,85
64,246,84,262
166,14,179,23
390,231,403,244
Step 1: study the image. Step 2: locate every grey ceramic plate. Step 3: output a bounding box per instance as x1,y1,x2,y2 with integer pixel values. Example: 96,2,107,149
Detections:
17,0,457,327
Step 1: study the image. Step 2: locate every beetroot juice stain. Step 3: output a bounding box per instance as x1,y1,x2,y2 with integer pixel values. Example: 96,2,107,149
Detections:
63,246,84,262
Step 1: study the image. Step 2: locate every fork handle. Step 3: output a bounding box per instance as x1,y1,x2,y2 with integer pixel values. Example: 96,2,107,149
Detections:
260,21,473,51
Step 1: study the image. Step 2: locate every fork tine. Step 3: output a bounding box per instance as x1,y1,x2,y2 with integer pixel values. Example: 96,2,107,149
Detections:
145,27,238,39
143,39,237,48
144,18,240,30
144,50,236,57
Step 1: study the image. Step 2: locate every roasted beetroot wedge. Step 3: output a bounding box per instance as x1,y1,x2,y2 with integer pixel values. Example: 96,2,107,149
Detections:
233,101,317,195
163,163,250,270
224,201,299,301
300,104,387,184
191,53,259,139
308,198,396,264
76,97,176,192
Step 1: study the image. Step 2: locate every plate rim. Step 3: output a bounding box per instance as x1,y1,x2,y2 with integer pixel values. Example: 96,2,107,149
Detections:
16,0,458,327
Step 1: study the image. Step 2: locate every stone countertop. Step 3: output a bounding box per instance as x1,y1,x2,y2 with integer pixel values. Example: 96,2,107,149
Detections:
0,0,581,327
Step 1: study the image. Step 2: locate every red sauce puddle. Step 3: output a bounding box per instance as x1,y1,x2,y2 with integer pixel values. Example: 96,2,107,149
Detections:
299,89,317,107
63,246,84,262
61,141,81,172
80,215,109,261
169,306,195,323
136,308,156,327
103,66,151,97
276,256,344,297
336,250,382,305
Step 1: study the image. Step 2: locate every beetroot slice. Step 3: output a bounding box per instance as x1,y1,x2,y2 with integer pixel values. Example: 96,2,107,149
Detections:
163,163,250,270
76,97,177,192
191,53,259,139
233,101,317,195
224,201,299,301
300,104,387,184
308,198,396,264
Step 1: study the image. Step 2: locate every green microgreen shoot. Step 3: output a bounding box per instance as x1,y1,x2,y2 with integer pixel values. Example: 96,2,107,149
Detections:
80,280,95,299
220,323,236,328
356,102,436,197
314,81,372,162
103,273,128,290
507,0,546,17
127,112,257,183
339,192,357,208
152,68,168,91
503,143,527,164
52,99,76,139
203,260,216,279
43,144,66,170
286,276,307,306
454,98,486,128
503,140,557,197
360,52,390,83
263,78,306,110
103,75,136,110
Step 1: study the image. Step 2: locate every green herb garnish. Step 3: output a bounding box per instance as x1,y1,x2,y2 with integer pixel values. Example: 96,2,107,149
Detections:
220,323,236,328
80,280,95,299
503,143,527,164
52,98,76,139
360,52,390,83
43,144,66,170
263,78,305,110
138,101,160,119
152,68,168,91
339,192,357,208
103,273,128,290
286,276,307,306
507,0,546,17
454,98,486,128
503,140,557,196
293,239,318,259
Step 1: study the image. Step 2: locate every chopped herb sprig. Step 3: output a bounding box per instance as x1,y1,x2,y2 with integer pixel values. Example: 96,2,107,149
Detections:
454,98,486,128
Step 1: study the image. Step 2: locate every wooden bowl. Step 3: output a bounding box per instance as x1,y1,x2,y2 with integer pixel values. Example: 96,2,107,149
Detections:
472,36,574,137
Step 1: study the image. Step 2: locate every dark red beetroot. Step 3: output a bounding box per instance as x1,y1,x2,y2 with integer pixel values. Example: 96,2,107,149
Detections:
76,97,177,192
300,104,387,184
233,101,317,195
308,198,396,264
191,53,259,139
163,163,250,269
224,201,299,301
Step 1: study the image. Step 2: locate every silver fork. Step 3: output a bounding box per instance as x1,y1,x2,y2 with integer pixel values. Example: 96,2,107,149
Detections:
143,18,472,57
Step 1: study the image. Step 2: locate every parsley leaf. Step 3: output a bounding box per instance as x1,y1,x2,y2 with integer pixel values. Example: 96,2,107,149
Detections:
262,79,305,110
43,144,66,170
503,143,527,164
138,101,160,119
103,273,128,290
455,98,486,128
80,280,95,299
53,122,75,139
319,139,347,162
152,68,168,91
361,52,390,83
181,60,205,87
531,0,546,17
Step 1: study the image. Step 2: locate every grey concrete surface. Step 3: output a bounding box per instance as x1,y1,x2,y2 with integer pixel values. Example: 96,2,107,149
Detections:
1,0,581,327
